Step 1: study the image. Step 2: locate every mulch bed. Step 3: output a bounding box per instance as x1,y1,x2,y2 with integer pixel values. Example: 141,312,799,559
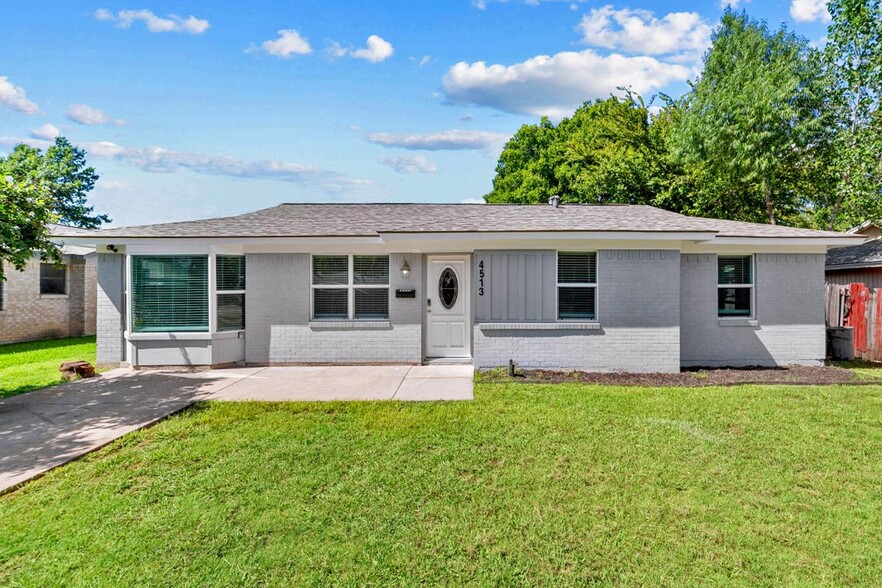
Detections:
487,365,879,387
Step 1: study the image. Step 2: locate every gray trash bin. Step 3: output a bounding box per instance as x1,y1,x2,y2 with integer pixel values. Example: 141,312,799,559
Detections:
827,327,855,361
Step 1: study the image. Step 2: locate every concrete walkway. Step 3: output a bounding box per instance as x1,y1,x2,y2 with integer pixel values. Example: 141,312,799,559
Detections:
0,364,473,493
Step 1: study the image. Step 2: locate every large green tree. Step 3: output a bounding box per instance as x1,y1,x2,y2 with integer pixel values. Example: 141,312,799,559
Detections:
671,10,829,225
0,137,108,279
484,95,666,205
819,0,882,230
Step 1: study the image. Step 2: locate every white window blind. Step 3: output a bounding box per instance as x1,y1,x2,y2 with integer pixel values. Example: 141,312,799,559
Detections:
216,255,245,331
312,255,389,320
718,255,753,318
557,252,597,320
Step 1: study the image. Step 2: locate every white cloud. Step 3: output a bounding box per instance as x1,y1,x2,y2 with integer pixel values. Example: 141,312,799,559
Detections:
94,8,209,34
377,154,437,174
66,103,126,126
325,41,348,58
255,29,313,58
351,35,394,63
367,129,509,155
790,0,831,22
460,198,486,204
578,6,712,56
409,55,431,66
95,179,130,191
0,76,39,114
442,49,690,118
0,135,384,196
30,123,59,140
474,0,589,8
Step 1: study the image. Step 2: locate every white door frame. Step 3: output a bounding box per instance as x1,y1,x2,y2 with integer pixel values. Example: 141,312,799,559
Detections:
424,254,472,359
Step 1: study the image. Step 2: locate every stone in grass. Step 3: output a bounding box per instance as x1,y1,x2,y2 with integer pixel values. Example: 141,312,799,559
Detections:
59,361,96,381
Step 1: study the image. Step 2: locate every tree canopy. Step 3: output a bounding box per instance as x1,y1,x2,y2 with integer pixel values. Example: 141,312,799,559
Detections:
485,95,665,206
0,137,108,280
485,5,882,231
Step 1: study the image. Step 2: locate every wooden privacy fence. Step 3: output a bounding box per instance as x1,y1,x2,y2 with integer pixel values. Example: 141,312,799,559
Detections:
826,283,882,361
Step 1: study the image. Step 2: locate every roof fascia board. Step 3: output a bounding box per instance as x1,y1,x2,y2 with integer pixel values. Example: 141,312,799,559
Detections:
707,237,862,247
378,231,718,242
826,262,882,271
53,235,385,247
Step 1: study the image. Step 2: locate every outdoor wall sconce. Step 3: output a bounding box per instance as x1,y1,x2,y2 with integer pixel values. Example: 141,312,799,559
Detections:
401,260,411,278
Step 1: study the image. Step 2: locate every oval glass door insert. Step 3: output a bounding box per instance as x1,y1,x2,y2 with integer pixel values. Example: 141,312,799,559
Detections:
439,267,458,310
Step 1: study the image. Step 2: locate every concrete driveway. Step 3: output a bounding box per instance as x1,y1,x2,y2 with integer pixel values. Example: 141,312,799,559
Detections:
0,364,473,493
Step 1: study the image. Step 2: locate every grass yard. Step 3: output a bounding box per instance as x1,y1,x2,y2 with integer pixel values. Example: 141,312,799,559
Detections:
0,336,97,399
1,382,881,586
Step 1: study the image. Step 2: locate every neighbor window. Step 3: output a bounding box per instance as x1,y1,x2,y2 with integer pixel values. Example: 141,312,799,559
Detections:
39,263,67,295
132,256,209,332
0,279,4,311
217,256,246,331
312,255,389,320
718,255,753,318
557,252,597,320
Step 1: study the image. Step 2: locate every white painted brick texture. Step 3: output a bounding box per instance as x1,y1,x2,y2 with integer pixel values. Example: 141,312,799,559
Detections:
246,253,422,364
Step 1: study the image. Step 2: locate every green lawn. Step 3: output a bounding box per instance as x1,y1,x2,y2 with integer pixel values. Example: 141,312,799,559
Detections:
2,382,881,586
0,336,97,399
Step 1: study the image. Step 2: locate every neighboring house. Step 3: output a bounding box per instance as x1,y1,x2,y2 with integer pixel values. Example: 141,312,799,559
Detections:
58,202,858,372
826,236,882,289
0,225,97,345
848,220,882,241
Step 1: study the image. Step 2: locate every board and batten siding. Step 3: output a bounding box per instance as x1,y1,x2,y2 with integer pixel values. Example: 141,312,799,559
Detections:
474,251,557,322
473,249,681,373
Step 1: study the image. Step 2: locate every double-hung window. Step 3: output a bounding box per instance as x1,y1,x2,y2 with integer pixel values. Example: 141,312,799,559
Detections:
131,256,209,332
217,256,246,331
312,255,389,320
557,252,597,320
40,263,67,295
718,255,753,318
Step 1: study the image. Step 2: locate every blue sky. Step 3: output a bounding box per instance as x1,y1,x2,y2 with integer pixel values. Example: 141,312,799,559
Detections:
1,1,830,226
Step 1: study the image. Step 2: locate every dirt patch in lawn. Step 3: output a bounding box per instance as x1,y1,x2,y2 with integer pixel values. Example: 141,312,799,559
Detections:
481,364,882,387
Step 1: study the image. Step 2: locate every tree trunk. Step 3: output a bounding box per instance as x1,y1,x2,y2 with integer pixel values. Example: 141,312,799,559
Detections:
764,182,776,225
828,170,850,231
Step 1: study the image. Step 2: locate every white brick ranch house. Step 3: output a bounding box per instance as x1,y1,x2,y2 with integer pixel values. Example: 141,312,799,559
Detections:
57,202,860,372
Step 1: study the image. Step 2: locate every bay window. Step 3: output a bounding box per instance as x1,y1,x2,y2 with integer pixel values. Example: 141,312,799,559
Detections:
131,256,208,332
217,256,245,331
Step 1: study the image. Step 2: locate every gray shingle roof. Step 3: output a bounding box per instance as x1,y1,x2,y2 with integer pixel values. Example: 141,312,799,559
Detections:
826,238,882,268
55,203,856,240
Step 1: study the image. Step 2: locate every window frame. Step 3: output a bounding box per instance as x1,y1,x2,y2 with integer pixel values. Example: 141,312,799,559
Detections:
310,254,390,321
717,254,755,319
556,251,598,322
39,262,68,296
130,255,210,334
216,255,246,332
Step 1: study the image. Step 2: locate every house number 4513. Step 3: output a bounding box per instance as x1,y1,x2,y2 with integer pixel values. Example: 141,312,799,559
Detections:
478,260,485,296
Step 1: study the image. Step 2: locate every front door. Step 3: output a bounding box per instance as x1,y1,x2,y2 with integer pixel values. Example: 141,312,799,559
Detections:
426,255,471,359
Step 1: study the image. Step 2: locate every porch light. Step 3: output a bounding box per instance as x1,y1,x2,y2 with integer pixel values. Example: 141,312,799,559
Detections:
401,260,411,278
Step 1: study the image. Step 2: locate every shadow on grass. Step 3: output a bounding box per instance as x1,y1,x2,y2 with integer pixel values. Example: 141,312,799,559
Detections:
0,370,226,494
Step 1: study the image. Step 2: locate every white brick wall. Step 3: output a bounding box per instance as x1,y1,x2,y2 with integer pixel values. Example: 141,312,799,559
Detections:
680,253,826,367
96,253,125,366
474,250,682,373
246,253,423,364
